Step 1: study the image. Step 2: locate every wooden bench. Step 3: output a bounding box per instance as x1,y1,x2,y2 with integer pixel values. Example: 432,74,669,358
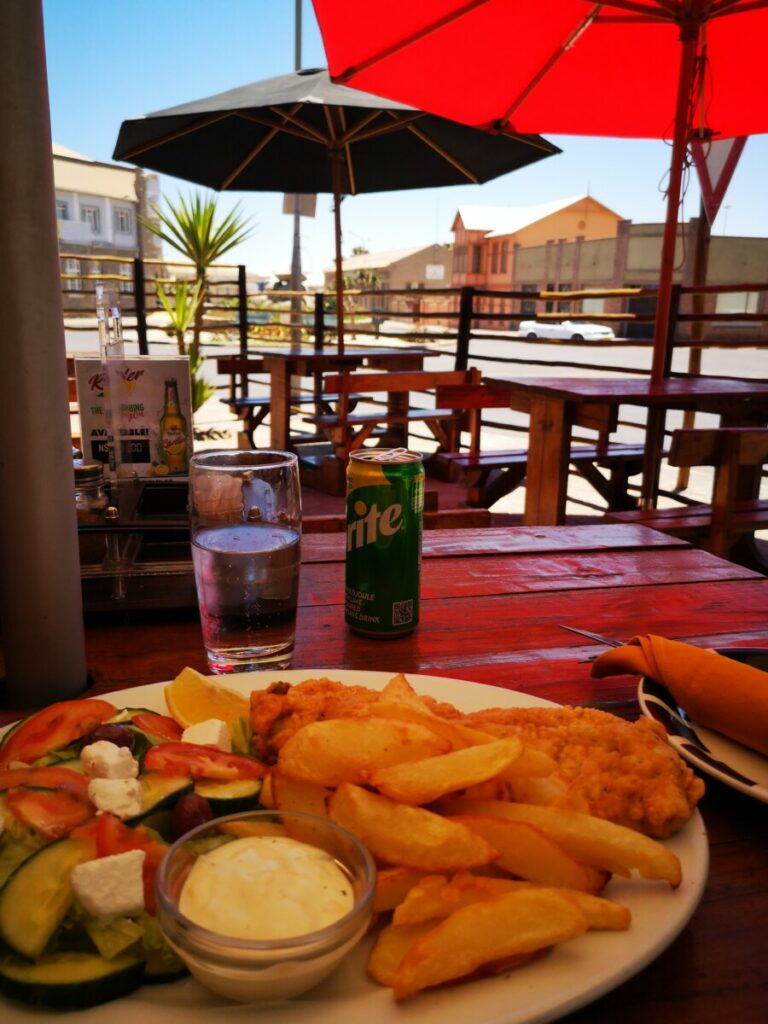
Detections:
308,368,483,461
431,378,647,510
606,427,768,562
438,442,650,509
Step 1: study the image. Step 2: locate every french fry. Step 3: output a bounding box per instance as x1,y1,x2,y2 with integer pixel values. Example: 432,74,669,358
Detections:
270,769,330,819
370,739,523,805
391,889,588,1000
375,673,496,749
393,872,631,932
441,798,682,886
329,783,498,871
374,867,428,913
449,815,596,892
277,717,450,787
368,921,435,987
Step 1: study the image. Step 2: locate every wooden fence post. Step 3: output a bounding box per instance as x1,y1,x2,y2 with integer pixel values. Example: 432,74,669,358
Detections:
314,291,325,352
454,286,475,370
133,258,148,354
237,264,249,358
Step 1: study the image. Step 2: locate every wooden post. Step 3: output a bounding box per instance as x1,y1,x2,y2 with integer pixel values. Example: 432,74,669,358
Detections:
133,257,148,354
314,291,325,352
0,0,88,704
455,286,475,370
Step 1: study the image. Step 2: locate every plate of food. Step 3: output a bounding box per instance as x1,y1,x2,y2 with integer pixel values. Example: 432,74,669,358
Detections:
638,648,768,804
0,669,709,1024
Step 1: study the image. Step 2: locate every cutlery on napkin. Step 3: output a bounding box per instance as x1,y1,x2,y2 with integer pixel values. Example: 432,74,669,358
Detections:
591,635,768,757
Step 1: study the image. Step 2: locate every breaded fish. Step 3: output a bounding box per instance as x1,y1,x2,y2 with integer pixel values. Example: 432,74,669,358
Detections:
250,678,704,839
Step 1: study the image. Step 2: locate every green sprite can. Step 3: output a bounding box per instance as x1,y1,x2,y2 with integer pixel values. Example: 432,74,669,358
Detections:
345,448,424,637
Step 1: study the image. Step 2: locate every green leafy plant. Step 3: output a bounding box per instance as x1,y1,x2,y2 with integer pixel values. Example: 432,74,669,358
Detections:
141,191,255,427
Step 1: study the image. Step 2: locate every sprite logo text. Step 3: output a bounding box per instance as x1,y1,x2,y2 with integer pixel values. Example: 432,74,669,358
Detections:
347,499,403,551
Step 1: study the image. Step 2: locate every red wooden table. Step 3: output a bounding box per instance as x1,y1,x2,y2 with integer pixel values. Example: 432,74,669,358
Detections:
1,524,766,1023
484,375,768,525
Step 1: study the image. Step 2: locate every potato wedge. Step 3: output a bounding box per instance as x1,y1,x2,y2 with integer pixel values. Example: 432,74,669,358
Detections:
391,889,587,1000
441,798,682,886
371,739,523,805
329,783,497,871
374,867,428,913
375,673,495,748
393,872,630,931
270,769,330,818
278,717,450,787
448,815,595,891
368,921,435,987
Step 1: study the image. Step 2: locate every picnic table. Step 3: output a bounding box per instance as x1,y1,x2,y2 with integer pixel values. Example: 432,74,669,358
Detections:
483,375,768,525
1,523,766,1023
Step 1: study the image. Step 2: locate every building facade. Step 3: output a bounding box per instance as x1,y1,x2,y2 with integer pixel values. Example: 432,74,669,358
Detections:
54,143,162,309
323,243,453,315
445,196,768,341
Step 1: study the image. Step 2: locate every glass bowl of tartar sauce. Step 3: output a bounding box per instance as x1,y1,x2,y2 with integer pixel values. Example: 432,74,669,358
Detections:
155,809,376,1001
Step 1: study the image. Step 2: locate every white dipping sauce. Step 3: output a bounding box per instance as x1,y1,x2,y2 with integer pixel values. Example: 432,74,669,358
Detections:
179,835,354,940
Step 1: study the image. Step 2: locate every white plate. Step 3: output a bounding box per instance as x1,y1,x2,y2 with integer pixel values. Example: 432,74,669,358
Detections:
0,670,708,1024
638,648,768,804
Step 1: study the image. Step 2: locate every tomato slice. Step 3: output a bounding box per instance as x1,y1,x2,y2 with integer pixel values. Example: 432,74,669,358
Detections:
94,814,169,915
143,742,266,780
132,712,183,742
0,766,91,801
0,698,116,767
5,788,96,840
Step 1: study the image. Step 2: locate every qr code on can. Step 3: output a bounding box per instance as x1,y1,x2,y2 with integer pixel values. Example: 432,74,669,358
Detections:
392,599,413,626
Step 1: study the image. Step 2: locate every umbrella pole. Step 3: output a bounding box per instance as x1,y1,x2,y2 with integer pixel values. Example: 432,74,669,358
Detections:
650,24,700,384
331,148,345,355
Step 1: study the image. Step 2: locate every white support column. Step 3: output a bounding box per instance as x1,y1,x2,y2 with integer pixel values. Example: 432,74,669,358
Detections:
0,0,88,705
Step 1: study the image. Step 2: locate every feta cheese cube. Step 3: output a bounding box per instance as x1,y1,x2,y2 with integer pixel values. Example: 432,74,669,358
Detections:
71,849,146,918
87,777,142,820
81,740,139,779
182,718,231,752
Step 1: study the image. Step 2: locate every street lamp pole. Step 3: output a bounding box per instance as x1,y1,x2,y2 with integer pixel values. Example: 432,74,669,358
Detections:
289,0,303,347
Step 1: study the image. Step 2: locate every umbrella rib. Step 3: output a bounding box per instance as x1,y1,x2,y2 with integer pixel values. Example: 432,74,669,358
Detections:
117,112,232,160
495,6,603,130
221,103,305,189
237,108,328,145
333,0,493,82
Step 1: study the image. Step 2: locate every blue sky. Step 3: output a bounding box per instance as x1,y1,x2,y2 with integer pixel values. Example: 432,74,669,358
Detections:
43,0,768,284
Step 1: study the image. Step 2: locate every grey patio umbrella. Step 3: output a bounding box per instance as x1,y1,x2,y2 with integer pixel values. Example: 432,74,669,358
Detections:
113,67,559,352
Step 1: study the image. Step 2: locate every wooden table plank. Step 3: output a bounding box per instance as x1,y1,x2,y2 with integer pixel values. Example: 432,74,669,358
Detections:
301,524,691,563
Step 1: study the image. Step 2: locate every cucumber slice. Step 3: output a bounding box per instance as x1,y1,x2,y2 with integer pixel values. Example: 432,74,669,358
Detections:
194,776,263,814
0,951,144,1009
0,836,95,959
129,773,192,823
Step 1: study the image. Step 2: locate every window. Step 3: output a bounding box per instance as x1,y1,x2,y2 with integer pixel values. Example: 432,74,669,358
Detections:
81,206,101,233
557,283,571,314
453,246,467,274
63,258,82,292
500,241,509,275
471,245,482,274
491,243,499,274
118,262,132,294
715,291,759,315
56,200,69,220
520,284,537,315
544,281,555,313
114,208,133,233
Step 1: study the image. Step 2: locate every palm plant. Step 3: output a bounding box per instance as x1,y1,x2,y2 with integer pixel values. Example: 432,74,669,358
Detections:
141,191,255,422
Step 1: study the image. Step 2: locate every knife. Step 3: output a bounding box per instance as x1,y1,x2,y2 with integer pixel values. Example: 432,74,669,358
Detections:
558,624,623,648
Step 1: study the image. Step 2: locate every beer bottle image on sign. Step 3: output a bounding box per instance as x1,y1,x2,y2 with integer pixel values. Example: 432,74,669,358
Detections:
345,449,424,637
159,378,189,473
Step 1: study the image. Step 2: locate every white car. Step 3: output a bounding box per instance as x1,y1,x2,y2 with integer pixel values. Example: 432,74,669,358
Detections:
518,319,616,341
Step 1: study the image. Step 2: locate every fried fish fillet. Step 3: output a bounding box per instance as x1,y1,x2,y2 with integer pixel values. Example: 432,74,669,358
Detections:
250,678,704,839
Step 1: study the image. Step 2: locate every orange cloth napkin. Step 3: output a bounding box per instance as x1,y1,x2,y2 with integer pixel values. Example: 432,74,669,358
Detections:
591,635,768,757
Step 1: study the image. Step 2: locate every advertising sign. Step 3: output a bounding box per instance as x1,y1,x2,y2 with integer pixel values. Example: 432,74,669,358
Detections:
75,356,192,478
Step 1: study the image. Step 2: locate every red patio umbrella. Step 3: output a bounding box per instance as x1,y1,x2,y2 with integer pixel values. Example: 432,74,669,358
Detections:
311,0,768,381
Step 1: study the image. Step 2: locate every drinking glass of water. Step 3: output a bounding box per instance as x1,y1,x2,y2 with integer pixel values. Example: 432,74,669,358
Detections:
189,450,301,673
